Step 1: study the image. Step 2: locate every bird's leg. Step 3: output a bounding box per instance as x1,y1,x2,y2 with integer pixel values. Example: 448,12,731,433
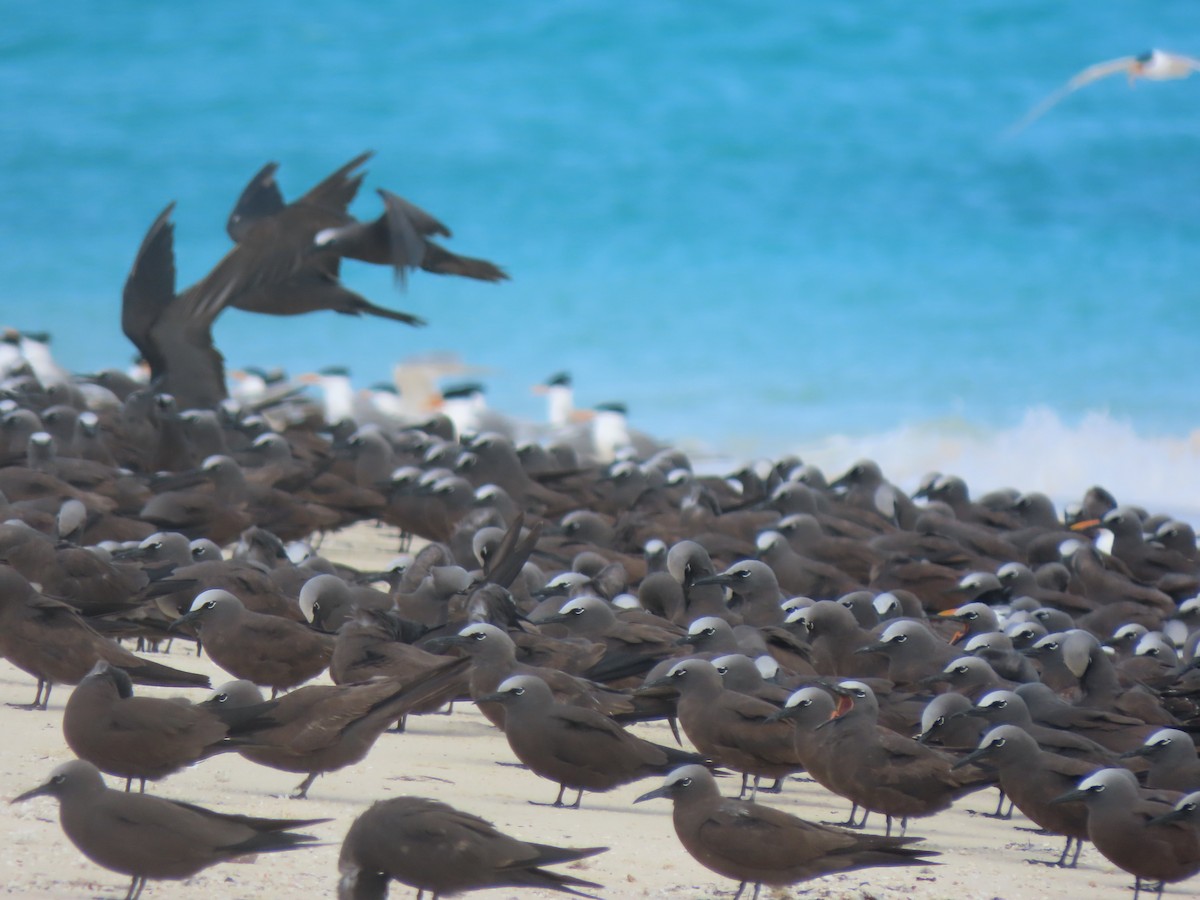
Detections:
749,776,760,801
1069,836,1083,868
125,874,146,900
751,883,761,900
290,772,319,799
885,815,893,837
530,784,569,808
138,778,146,794
1029,835,1077,868
10,679,50,711
124,777,133,793
1054,836,1074,868
898,816,908,837
823,804,867,829
388,714,408,733
737,773,750,799
731,881,747,900
569,789,583,809
761,777,784,795
981,789,1014,819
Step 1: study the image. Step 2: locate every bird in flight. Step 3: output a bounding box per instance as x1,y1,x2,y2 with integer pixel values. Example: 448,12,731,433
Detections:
1006,49,1200,135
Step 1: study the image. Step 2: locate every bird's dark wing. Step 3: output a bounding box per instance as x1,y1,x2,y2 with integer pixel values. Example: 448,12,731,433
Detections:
227,162,285,242
420,240,510,283
297,152,373,212
121,203,177,378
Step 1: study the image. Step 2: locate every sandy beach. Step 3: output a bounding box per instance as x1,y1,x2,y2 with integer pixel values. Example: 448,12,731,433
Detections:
0,522,1179,900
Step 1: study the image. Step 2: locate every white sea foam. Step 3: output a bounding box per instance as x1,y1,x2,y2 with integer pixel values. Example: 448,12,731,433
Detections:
788,407,1200,527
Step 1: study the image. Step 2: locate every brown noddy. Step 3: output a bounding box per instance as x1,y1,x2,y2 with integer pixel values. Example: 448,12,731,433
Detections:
202,655,470,798
425,622,651,728
337,795,605,899
635,765,937,900
169,588,333,696
11,759,327,900
646,658,804,799
63,661,247,792
814,680,993,835
1052,768,1200,898
0,564,209,709
480,674,706,808
954,725,1095,867
1122,728,1200,792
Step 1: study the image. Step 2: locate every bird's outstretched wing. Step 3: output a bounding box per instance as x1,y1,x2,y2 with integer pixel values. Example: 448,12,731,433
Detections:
296,151,373,212
226,162,285,242
1005,56,1138,136
226,152,371,241
121,203,177,378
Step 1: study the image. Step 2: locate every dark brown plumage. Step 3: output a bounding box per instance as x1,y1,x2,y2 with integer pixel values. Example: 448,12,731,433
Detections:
337,796,604,899
636,765,937,900
12,759,326,900
0,565,209,710
481,674,705,808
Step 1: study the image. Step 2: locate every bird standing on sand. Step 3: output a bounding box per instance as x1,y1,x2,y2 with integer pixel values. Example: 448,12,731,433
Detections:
337,796,606,898
11,759,327,900
1008,49,1200,134
635,765,937,900
480,674,706,809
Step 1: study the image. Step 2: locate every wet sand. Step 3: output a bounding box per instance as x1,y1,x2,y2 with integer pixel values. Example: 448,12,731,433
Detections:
0,523,1176,899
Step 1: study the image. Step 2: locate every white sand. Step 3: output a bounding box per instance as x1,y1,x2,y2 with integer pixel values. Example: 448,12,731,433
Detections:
0,524,1179,899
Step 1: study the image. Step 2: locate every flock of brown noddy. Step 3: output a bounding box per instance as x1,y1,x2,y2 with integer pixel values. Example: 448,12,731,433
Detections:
4,161,1200,899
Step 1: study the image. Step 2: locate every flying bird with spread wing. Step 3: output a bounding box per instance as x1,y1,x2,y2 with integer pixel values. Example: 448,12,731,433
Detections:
1007,49,1200,135
121,154,508,410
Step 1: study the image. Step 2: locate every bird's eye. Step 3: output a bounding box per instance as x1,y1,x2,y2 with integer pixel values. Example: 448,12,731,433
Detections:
471,632,486,642
1044,641,1059,651
51,775,65,785
671,668,687,678
1155,738,1172,748
204,600,217,610
735,569,750,579
964,611,978,620
511,687,525,696
804,621,815,633
953,665,968,674
798,699,811,708
933,716,945,726
891,634,907,644
854,689,866,698
1088,784,1105,794
1146,647,1161,657
1184,802,1197,813
701,627,715,637
992,737,1006,748
150,542,161,551
679,777,692,788
715,666,728,676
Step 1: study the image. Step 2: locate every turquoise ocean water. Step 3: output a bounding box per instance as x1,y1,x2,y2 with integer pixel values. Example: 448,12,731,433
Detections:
3,2,1200,513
